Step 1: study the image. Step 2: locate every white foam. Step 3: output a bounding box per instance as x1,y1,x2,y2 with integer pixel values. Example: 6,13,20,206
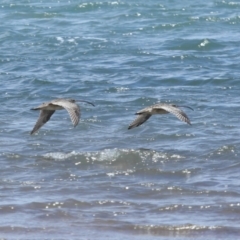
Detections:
56,36,64,43
43,151,78,160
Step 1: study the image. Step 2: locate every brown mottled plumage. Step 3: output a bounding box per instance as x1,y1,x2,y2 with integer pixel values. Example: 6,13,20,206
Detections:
128,103,193,129
30,98,94,135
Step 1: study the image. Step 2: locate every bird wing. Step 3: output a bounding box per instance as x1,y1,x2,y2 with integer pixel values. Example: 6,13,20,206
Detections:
31,101,51,110
53,100,80,127
155,104,191,125
128,113,152,129
135,106,153,114
31,110,55,135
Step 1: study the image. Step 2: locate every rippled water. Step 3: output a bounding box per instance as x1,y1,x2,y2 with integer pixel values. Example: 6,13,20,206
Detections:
0,0,240,239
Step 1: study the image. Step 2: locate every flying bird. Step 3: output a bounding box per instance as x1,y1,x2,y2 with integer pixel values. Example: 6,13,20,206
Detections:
30,98,94,135
128,103,193,130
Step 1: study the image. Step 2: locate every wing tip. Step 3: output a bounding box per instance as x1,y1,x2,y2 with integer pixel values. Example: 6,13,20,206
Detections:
30,130,35,135
73,122,79,127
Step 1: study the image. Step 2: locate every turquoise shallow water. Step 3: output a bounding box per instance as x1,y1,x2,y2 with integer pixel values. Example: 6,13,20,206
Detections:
0,0,240,239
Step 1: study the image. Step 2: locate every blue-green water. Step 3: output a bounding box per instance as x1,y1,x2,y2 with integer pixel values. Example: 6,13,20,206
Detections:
1,1,240,239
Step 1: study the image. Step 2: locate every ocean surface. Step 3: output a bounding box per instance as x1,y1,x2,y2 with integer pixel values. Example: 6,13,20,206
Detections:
0,0,240,239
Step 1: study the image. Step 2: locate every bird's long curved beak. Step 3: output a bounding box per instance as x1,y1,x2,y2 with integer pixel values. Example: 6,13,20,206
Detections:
177,105,194,111
77,100,95,107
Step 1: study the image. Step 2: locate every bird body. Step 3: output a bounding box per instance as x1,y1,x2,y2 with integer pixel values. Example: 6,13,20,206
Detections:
128,103,193,130
30,98,94,135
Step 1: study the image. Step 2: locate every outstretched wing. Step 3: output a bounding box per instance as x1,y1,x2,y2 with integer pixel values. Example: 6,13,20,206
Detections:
31,110,55,135
53,100,80,127
128,113,152,129
157,104,191,125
